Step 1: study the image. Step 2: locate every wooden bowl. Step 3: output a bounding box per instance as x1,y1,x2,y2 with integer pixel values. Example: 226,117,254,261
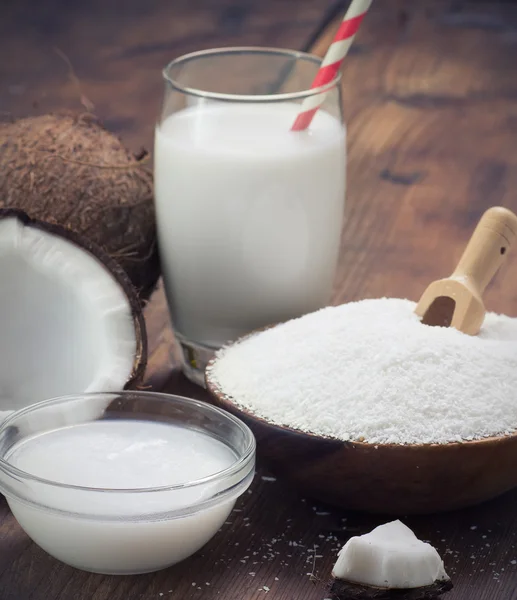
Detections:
206,363,517,515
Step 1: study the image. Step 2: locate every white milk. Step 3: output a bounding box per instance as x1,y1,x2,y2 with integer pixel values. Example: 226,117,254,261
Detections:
154,102,346,347
5,421,242,574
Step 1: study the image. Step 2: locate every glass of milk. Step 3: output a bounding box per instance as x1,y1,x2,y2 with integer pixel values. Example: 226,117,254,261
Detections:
155,47,346,385
0,391,255,574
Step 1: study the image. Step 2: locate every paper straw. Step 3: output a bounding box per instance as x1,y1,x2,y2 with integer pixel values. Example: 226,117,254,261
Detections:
291,0,372,131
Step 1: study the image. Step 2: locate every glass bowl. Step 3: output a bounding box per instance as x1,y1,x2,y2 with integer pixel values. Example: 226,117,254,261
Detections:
0,391,255,575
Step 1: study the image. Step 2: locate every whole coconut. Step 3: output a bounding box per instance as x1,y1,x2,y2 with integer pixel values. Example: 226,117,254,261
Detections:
0,113,159,300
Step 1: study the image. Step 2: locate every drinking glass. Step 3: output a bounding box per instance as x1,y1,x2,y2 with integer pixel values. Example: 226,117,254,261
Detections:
155,47,346,386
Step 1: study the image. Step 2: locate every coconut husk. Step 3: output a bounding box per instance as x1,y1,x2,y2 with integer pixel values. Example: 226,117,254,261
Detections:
0,207,147,389
328,578,453,600
0,113,159,300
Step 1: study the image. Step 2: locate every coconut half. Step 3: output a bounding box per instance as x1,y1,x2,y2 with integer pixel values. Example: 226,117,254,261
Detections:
0,209,146,416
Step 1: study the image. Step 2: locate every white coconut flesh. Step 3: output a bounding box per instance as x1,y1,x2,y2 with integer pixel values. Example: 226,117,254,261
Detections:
332,520,449,589
0,216,138,414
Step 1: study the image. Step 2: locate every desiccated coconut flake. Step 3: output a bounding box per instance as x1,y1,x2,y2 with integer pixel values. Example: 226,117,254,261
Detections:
209,298,517,445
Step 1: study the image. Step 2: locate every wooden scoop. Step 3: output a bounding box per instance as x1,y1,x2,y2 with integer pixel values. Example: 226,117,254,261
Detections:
415,206,517,335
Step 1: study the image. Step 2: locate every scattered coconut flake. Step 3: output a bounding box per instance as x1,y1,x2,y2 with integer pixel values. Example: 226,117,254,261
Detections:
332,520,450,589
209,298,517,444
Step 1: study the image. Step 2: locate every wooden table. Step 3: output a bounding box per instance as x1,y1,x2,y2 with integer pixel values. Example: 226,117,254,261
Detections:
2,0,517,598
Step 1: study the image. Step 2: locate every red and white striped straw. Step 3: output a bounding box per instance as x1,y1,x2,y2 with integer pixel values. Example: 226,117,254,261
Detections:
291,0,372,131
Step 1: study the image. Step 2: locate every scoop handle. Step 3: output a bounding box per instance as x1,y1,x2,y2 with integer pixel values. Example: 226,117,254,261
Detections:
452,206,517,294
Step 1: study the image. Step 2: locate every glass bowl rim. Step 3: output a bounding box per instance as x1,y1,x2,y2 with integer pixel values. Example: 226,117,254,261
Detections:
0,391,256,495
162,46,343,102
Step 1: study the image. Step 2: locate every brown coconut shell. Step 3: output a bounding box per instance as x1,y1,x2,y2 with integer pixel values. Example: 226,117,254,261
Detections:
0,207,147,389
0,113,159,301
328,578,453,600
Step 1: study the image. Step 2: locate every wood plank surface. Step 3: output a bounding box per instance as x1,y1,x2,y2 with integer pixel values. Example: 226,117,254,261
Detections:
2,0,517,599
0,0,332,153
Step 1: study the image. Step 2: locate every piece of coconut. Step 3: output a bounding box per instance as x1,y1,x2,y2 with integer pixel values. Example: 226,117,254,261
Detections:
329,521,452,600
0,113,159,300
0,208,146,417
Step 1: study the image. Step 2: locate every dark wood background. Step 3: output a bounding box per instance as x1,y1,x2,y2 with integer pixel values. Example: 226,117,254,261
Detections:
2,0,517,598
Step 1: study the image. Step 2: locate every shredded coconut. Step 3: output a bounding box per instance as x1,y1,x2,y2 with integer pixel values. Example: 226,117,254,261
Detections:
208,298,517,445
